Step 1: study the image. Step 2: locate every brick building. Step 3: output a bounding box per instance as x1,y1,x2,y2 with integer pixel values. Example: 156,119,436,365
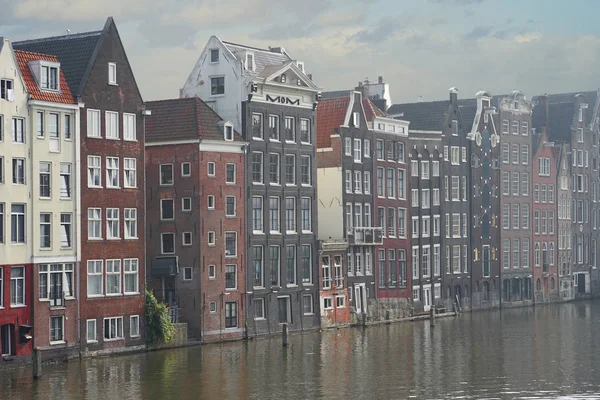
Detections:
15,17,147,354
498,92,534,306
531,131,559,302
317,92,383,320
318,240,350,328
145,97,246,342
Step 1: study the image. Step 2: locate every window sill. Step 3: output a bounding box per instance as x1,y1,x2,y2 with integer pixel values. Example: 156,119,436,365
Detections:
286,231,297,235
109,82,118,86
130,335,141,339
106,186,121,190
87,135,102,139
225,288,237,292
123,138,137,143
269,231,282,235
10,304,27,308
88,185,103,189
50,341,66,346
124,292,140,296
225,215,236,219
104,338,124,342
123,186,137,189
88,238,103,241
210,94,225,98
252,182,265,186
60,197,72,201
106,137,121,141
253,231,265,235
106,238,121,241
124,237,139,240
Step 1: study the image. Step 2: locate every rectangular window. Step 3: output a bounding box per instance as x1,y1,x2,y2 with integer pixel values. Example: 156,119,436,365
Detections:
387,168,395,198
269,197,280,232
364,171,371,195
284,197,295,232
354,170,362,193
105,111,119,139
106,259,121,294
253,246,263,287
12,158,25,184
301,156,311,185
124,259,139,294
10,266,25,306
512,239,520,269
87,260,103,296
252,152,263,183
421,161,429,179
301,197,312,232
364,139,371,158
106,157,119,188
522,204,529,229
50,316,64,343
211,77,225,95
12,118,25,143
1,79,14,101
376,140,384,159
39,162,51,198
254,299,265,320
302,245,312,284
451,176,460,200
225,196,236,217
106,208,120,239
160,164,173,185
398,208,406,238
160,199,174,220
87,320,97,342
451,146,459,165
104,317,123,340
269,115,280,141
39,213,51,248
521,172,529,196
252,196,263,232
37,111,44,137
512,204,520,230
225,232,237,257
286,245,297,285
124,208,137,239
161,232,175,254
269,153,280,184
285,155,296,185
87,156,101,187
0,204,4,244
88,208,101,239
59,163,71,198
377,167,384,197
64,114,71,140
300,119,310,143
502,143,510,164
354,139,362,162
512,144,519,164
124,158,136,188
521,145,529,165
284,117,295,142
11,204,26,244
252,113,263,139
503,204,510,230
225,264,237,290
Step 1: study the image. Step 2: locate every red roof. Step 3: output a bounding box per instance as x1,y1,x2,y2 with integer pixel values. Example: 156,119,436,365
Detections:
14,50,75,104
363,98,385,120
317,96,350,148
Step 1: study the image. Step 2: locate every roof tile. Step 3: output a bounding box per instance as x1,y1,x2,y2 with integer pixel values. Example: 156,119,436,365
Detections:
14,50,75,104
316,96,350,148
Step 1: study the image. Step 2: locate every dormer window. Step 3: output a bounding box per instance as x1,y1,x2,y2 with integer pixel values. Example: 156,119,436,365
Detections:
246,53,254,72
280,74,287,83
225,124,234,141
108,63,117,85
42,66,58,90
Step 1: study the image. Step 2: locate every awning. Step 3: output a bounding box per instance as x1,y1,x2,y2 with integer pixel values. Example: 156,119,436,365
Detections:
151,257,178,276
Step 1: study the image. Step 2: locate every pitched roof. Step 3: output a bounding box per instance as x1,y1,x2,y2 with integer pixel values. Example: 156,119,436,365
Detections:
222,41,291,78
145,97,242,143
547,102,575,143
13,30,102,97
316,96,350,148
321,90,353,100
14,50,75,104
387,100,450,131
363,98,385,120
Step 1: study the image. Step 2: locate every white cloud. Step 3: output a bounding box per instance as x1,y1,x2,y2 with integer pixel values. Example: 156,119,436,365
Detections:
514,32,542,43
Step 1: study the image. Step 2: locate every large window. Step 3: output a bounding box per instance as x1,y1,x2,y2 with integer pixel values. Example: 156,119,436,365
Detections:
106,111,119,139
253,246,264,287
104,317,123,340
124,259,139,294
50,316,64,343
225,265,237,290
225,302,237,328
286,245,297,285
252,113,263,139
300,156,311,185
60,163,72,198
302,244,312,284
285,155,295,185
160,164,173,185
106,157,119,188
87,156,101,187
225,232,237,257
269,153,280,184
286,197,296,232
12,158,25,184
39,213,51,248
124,158,136,188
269,245,280,286
161,233,175,254
124,208,137,239
252,196,263,232
124,113,136,141
84,109,99,137
87,260,103,296
300,119,310,143
88,208,101,239
11,204,25,244
12,118,25,143
39,263,74,302
10,266,25,306
252,152,263,183
269,115,279,140
211,77,225,95
285,117,295,142
106,208,120,239
106,259,121,295
39,162,51,198
269,197,280,232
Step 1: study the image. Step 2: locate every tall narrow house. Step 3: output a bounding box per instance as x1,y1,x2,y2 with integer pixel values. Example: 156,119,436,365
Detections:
14,49,80,360
316,92,383,321
145,97,247,342
182,37,321,336
14,18,147,354
463,91,502,309
0,38,33,362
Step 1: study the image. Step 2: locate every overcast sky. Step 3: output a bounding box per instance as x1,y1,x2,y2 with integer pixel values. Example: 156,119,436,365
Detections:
2,0,599,104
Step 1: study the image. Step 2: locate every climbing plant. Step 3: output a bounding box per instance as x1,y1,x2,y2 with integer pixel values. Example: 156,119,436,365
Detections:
145,290,176,344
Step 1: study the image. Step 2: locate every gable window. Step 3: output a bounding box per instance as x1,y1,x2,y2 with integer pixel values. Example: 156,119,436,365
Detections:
225,125,234,141
1,79,14,101
123,113,136,141
87,109,100,138
108,63,117,85
42,66,58,90
211,77,225,95
210,49,219,63
354,139,362,162
353,112,360,127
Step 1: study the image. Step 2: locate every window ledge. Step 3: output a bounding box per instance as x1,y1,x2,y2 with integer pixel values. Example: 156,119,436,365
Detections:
88,238,103,241
50,341,66,346
124,237,139,240
104,338,124,342
10,305,27,308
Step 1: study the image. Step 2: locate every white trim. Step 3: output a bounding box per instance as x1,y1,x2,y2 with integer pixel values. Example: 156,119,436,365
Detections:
28,100,79,110
199,140,248,154
145,139,201,147
409,130,442,134
33,255,77,264
316,147,334,153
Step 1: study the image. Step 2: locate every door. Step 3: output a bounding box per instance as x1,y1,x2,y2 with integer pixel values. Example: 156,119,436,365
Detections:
577,274,586,294
278,297,290,324
423,287,431,312
1,324,12,356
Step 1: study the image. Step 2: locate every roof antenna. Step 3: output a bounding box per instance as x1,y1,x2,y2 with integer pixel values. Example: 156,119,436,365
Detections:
66,29,71,35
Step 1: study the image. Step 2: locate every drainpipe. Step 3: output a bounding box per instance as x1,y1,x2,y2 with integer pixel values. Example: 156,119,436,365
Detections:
75,101,83,350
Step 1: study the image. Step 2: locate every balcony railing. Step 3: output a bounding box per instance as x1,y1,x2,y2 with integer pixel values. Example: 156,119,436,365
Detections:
347,227,383,245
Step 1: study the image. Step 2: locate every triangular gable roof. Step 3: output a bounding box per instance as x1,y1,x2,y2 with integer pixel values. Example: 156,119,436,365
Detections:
14,50,75,104
0,38,28,94
260,61,319,90
222,40,291,78
13,17,142,101
316,95,351,148
145,96,242,143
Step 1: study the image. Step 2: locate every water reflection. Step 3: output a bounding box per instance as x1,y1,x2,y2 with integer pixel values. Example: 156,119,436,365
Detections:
1,301,600,399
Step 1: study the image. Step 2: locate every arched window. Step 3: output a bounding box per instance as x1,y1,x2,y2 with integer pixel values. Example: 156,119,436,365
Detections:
549,242,555,265
534,242,540,266
536,278,542,291
542,242,548,271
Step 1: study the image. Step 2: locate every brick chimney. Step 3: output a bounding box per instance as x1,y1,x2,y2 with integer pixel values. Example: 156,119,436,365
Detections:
449,87,459,104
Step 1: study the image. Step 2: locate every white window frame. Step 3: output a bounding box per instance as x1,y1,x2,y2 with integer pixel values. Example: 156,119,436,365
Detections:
87,109,101,138
123,113,136,141
105,111,119,139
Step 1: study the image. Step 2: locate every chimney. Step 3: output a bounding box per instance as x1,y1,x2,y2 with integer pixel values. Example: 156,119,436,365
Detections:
358,81,363,87
449,87,458,104
417,96,423,103
378,76,383,84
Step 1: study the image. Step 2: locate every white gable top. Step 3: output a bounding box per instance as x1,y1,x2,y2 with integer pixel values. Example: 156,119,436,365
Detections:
222,40,291,77
260,61,319,91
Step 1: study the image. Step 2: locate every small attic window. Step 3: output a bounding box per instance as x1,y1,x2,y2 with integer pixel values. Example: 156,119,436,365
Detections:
108,62,117,85
514,101,519,110
225,124,234,141
41,65,58,90
280,74,287,83
210,49,219,63
246,53,254,71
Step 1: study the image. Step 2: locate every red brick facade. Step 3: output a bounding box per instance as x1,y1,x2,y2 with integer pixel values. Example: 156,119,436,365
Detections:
0,264,33,358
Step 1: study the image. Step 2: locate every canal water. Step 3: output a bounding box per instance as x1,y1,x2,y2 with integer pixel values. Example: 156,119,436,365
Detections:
2,300,600,399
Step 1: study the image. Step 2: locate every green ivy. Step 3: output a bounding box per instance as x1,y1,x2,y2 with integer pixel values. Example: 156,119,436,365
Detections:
145,290,176,344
